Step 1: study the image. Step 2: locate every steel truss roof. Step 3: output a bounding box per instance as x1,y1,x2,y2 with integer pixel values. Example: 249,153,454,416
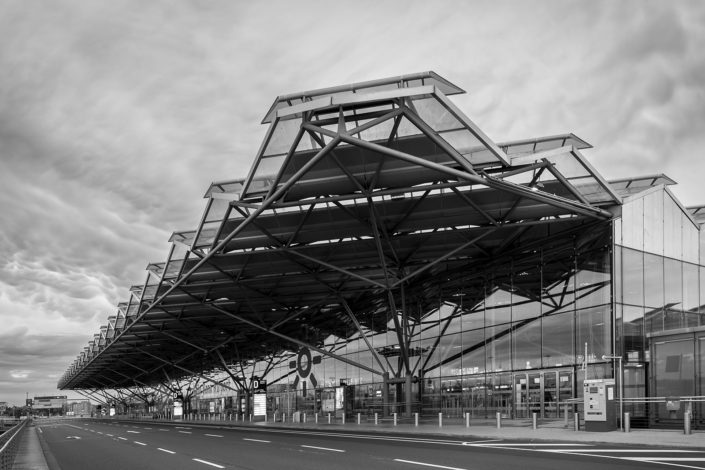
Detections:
59,72,618,391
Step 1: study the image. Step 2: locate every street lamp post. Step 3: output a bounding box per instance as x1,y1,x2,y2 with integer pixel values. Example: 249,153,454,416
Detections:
602,354,623,431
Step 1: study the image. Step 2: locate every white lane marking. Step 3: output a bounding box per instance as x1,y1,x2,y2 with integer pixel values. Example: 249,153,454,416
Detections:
301,445,345,453
175,426,191,429
134,441,147,446
205,434,223,438
394,458,466,470
97,432,103,435
243,438,270,443
107,434,114,437
158,429,169,431
179,431,192,434
192,458,225,468
143,427,152,430
627,458,705,462
118,437,127,441
158,448,175,454
461,439,500,444
549,449,699,453
126,430,140,434
470,443,590,447
37,428,43,434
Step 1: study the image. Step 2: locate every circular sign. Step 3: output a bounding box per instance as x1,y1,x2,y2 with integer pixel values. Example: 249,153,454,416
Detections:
297,347,312,378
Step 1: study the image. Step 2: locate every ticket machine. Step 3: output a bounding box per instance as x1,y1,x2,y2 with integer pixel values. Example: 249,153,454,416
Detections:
583,378,616,432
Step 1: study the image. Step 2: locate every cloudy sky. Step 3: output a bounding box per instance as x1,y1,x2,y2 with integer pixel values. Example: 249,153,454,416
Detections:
1,0,703,405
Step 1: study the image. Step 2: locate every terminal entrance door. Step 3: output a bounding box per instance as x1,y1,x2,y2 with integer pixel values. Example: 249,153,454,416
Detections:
513,369,573,419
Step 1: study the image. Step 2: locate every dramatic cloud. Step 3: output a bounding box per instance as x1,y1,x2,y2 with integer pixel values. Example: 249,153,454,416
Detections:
0,0,703,405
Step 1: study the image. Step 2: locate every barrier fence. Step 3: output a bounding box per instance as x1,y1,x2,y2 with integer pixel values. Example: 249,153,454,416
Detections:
0,418,28,470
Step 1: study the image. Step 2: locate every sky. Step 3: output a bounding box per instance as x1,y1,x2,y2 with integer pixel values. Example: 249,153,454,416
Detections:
1,0,704,406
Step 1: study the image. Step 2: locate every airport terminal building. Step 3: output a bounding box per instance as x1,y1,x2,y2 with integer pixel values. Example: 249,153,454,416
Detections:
59,72,705,428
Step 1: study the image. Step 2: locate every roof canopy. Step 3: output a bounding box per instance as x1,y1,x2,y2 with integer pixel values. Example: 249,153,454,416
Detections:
59,72,617,391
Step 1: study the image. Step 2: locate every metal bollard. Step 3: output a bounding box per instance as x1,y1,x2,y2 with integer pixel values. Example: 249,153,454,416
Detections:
532,412,537,430
303,412,307,423
342,413,345,425
624,412,630,433
249,414,252,422
264,413,267,423
357,412,361,424
564,404,569,427
685,411,692,435
414,412,419,427
574,412,579,431
496,411,501,429
328,413,331,424
465,412,470,428
375,412,378,425
283,413,286,423
393,412,397,426
438,412,443,427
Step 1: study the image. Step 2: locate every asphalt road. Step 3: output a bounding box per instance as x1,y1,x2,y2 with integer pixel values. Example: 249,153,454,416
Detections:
36,419,705,470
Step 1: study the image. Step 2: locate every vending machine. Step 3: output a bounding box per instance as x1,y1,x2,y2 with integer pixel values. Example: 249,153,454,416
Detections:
583,378,616,432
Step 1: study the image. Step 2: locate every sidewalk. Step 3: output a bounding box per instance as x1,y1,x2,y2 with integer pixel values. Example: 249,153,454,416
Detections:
162,415,705,449
11,423,49,470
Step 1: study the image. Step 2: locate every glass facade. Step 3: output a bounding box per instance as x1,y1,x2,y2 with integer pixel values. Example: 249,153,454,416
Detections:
615,186,705,425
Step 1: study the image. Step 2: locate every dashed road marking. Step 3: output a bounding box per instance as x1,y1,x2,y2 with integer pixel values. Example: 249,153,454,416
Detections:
179,431,192,434
107,434,113,437
301,445,345,453
243,438,270,443
205,434,223,438
118,437,127,441
192,458,225,468
158,429,169,431
158,448,175,454
134,441,146,446
394,459,466,470
127,430,140,434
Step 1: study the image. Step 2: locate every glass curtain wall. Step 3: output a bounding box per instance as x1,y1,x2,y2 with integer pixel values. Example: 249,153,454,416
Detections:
616,187,704,423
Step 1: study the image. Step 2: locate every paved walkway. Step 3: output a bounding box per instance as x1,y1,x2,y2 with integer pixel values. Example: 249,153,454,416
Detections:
258,420,705,449
11,423,49,470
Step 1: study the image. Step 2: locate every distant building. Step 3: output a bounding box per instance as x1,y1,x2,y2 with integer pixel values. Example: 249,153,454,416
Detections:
33,395,67,416
0,402,7,414
65,399,91,417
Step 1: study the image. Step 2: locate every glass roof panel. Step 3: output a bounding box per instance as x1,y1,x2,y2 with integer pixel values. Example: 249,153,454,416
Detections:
263,118,301,157
410,96,464,132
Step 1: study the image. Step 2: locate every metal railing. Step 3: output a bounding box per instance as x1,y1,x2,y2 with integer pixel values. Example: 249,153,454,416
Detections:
0,418,28,470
